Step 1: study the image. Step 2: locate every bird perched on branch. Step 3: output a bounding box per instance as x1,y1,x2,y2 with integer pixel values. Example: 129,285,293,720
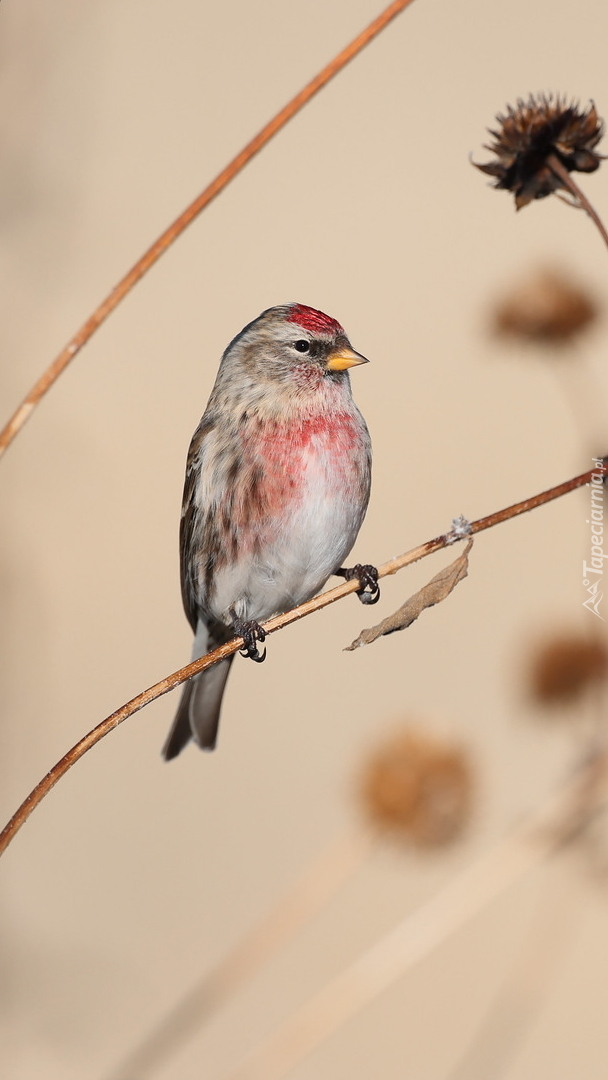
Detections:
163,303,377,759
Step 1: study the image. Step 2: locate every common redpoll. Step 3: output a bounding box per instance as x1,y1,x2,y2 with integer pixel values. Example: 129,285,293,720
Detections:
163,303,377,758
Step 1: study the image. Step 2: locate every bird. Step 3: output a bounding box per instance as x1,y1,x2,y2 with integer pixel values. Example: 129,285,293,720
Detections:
162,302,378,759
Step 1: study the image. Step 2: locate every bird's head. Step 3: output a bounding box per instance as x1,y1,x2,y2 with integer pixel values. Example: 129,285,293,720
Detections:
221,303,369,390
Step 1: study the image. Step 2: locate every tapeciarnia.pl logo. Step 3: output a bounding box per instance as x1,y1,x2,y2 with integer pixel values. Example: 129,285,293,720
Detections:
582,458,607,619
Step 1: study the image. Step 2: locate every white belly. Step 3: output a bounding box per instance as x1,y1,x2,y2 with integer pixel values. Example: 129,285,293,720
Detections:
211,445,367,622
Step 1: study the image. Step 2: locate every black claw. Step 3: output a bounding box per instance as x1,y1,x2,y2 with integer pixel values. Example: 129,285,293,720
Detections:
233,619,267,662
336,563,380,605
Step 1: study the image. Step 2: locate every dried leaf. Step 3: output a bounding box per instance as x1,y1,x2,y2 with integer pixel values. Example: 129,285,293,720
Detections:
345,540,473,651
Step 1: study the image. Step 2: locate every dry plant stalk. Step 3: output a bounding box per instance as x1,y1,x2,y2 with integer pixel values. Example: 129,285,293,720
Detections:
548,152,608,250
448,650,608,1080
445,858,580,1080
106,725,470,1080
219,750,608,1080
103,831,373,1080
0,461,602,860
0,0,416,460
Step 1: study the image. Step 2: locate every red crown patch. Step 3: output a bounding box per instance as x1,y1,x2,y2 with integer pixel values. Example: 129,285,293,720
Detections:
287,304,344,336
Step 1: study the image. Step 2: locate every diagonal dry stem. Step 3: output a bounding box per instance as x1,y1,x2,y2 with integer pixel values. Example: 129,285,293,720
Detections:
219,751,608,1080
102,830,373,1080
444,858,580,1080
0,0,416,460
547,152,608,251
0,461,601,861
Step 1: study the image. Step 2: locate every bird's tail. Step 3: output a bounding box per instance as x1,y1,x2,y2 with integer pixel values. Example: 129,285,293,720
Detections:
162,622,234,759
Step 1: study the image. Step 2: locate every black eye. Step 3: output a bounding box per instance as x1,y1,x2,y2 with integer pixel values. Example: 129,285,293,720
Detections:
293,339,310,353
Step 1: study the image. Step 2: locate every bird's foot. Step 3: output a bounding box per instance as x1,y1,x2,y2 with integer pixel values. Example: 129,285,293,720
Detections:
233,618,267,662
336,563,380,605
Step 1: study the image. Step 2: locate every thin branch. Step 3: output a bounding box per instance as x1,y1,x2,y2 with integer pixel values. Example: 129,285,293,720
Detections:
0,461,600,860
103,831,373,1080
219,754,608,1080
0,0,416,460
547,152,608,251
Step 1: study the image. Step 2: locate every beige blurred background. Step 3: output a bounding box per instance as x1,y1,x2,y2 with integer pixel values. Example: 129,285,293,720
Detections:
2,1,608,1077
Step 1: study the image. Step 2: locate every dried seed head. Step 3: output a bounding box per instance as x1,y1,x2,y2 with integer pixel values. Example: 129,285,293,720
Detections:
528,633,608,706
493,268,598,345
358,727,473,848
475,95,604,209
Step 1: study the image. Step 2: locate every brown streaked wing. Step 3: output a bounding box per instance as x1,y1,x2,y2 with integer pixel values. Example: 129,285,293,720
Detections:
179,418,216,632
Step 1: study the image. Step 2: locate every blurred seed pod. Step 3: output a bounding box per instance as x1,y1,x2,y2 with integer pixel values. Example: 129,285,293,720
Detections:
528,632,608,706
358,726,473,848
492,268,599,346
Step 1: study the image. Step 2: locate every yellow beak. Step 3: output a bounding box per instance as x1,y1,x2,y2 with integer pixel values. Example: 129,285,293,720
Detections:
326,346,369,372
